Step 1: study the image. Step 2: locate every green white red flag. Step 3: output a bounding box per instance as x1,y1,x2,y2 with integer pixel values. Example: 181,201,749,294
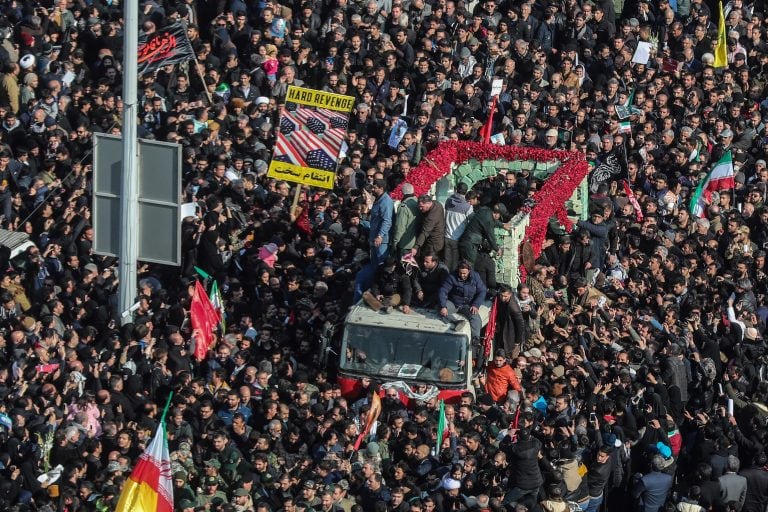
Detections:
354,392,382,450
115,412,173,512
690,150,734,217
209,280,226,333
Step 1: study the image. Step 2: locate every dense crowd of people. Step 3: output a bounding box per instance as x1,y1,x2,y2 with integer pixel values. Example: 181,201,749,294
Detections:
0,0,764,512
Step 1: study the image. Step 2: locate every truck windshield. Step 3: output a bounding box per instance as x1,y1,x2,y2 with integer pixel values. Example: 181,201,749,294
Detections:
341,324,468,385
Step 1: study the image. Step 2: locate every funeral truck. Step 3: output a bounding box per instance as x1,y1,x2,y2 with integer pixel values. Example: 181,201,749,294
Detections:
332,156,590,401
336,302,492,400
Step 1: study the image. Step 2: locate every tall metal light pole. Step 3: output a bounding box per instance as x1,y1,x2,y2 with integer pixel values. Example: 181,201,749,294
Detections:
118,0,139,323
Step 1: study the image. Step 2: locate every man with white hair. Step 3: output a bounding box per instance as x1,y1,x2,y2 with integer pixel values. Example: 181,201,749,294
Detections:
271,66,304,102
694,217,714,246
351,103,375,138
727,30,748,64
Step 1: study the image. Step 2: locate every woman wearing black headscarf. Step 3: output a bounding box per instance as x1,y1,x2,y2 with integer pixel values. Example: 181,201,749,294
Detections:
197,211,226,283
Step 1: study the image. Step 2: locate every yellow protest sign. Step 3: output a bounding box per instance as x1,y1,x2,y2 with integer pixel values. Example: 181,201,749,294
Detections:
268,86,355,190
284,87,356,112
267,160,336,189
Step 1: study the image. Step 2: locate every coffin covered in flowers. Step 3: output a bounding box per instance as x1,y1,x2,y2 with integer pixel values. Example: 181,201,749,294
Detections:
391,141,590,286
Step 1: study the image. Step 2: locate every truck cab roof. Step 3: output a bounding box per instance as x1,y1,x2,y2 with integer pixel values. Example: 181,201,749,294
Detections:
340,301,494,391
0,229,35,260
345,302,492,339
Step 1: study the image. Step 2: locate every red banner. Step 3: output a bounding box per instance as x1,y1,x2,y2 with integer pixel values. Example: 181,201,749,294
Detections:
190,280,220,361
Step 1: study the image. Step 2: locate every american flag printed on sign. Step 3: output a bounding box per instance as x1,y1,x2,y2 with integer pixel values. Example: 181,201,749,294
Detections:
279,117,296,135
273,105,348,170
305,117,327,135
306,149,337,170
329,117,348,129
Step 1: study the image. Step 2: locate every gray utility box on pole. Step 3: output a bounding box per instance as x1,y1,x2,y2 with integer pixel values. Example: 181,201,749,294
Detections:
92,133,182,266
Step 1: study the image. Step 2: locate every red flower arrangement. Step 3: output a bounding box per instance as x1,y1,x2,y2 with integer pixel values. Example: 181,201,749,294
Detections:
392,141,589,258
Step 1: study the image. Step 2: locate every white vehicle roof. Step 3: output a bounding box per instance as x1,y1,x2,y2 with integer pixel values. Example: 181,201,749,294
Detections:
0,229,36,259
345,302,492,340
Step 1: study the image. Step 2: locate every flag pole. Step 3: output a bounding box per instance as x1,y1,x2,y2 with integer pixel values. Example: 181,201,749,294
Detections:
160,391,174,426
193,56,214,105
118,0,139,325
194,266,212,283
175,19,213,105
291,184,303,218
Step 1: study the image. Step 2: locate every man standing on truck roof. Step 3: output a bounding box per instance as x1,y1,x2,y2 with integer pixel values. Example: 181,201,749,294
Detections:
443,183,475,272
494,284,527,357
391,182,420,258
438,260,486,343
369,179,394,268
458,203,507,266
411,195,446,258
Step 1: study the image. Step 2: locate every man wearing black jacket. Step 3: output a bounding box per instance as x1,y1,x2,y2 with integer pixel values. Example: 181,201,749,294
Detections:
741,451,768,512
411,252,449,308
495,284,526,356
459,203,507,265
584,446,622,512
362,258,413,314
501,427,543,510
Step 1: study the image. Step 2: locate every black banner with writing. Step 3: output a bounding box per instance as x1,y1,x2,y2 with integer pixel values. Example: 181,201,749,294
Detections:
589,145,628,193
137,24,195,76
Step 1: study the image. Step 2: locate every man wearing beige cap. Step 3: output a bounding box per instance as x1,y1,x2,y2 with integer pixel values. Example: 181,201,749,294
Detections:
544,128,558,149
232,487,254,511
391,182,418,257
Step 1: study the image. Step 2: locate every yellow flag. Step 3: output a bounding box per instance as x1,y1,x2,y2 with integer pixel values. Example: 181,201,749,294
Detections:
714,1,728,68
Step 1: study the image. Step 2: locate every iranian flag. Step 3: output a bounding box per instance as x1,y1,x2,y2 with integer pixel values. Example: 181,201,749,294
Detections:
689,150,734,217
689,139,701,163
209,280,226,333
353,392,382,450
115,414,174,512
618,121,631,134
